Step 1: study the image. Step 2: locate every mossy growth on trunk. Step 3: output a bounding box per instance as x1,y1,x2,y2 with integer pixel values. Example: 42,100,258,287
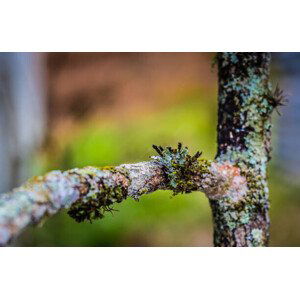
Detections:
210,52,283,246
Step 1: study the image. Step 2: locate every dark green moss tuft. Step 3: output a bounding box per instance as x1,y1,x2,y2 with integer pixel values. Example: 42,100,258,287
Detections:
152,143,202,195
264,84,287,115
68,177,128,223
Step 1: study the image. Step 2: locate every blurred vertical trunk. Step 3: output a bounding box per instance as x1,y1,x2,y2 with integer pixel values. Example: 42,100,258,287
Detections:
0,53,46,193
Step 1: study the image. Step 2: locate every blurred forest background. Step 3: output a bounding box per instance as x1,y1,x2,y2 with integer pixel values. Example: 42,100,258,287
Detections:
0,52,299,246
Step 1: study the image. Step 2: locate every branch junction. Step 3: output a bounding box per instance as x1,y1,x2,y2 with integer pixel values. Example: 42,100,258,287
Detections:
0,143,246,246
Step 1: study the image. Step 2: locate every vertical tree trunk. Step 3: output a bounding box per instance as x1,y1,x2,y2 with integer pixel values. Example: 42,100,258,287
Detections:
210,53,273,246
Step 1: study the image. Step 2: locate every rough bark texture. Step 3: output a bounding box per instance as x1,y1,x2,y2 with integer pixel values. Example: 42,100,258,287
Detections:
0,144,246,245
0,162,161,245
210,52,276,246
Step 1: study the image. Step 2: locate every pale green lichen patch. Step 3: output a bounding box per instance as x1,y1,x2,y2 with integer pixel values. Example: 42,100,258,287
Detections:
251,228,263,246
240,211,250,224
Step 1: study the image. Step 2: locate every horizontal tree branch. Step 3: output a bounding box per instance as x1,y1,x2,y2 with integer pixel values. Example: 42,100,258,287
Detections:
0,144,247,246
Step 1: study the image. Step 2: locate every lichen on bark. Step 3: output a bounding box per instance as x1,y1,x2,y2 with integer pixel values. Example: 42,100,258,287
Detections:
0,166,132,244
209,52,280,246
0,143,246,246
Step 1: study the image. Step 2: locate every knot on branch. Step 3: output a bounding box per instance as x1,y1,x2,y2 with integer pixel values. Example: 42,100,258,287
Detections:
151,143,202,195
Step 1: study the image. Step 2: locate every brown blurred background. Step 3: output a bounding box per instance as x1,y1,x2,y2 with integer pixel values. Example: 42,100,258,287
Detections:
47,53,214,136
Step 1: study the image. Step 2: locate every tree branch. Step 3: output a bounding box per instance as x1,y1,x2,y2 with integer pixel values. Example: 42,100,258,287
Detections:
0,143,247,246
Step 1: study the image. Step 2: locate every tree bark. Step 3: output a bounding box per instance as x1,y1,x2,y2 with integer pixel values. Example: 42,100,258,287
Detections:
0,149,246,246
210,52,274,246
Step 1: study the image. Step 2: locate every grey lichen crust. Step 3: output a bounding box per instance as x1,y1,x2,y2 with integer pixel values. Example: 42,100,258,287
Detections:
0,167,132,245
116,161,166,199
210,52,284,246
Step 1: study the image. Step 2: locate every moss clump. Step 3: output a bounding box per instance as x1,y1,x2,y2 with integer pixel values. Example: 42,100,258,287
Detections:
152,143,202,195
264,84,287,115
67,167,129,223
68,183,127,223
